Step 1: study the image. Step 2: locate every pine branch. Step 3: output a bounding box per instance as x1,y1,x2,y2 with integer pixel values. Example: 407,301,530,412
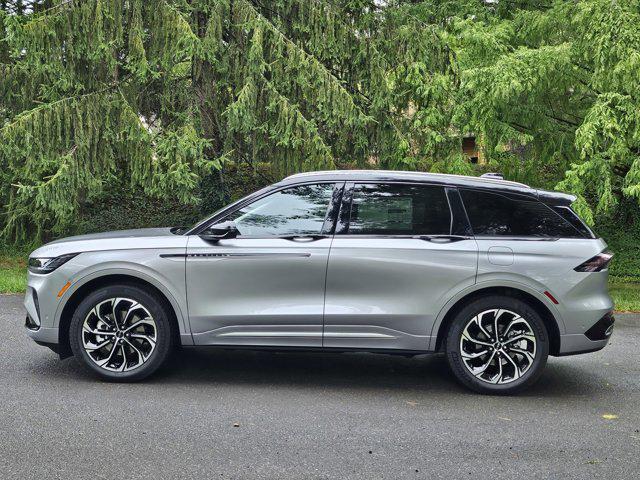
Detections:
1,90,99,132
262,77,334,164
250,0,383,107
0,73,133,133
236,0,370,125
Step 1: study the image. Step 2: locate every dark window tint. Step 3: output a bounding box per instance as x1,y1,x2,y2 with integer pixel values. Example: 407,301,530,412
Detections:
225,184,334,236
348,184,451,235
460,189,585,238
552,206,594,238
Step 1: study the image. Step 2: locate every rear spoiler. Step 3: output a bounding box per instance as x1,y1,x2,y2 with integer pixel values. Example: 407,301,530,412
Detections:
537,189,576,207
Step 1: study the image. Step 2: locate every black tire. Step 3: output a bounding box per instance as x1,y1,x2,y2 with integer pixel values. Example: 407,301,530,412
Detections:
445,295,549,395
69,284,174,381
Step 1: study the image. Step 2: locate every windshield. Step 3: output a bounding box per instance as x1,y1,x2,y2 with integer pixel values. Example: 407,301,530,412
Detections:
185,205,229,234
185,185,274,234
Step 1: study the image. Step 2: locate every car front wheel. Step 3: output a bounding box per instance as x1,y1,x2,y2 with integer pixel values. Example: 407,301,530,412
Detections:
69,284,174,381
445,296,549,394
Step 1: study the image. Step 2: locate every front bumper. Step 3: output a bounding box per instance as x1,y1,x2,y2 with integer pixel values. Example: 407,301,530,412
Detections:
24,283,60,346
25,314,62,355
558,312,614,356
25,321,59,344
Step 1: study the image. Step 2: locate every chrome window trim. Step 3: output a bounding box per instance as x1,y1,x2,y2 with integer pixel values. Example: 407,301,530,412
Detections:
188,179,577,241
326,234,474,240
191,252,311,257
471,236,560,242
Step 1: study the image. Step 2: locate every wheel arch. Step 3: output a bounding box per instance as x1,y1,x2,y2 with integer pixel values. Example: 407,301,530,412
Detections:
57,274,185,359
432,286,561,356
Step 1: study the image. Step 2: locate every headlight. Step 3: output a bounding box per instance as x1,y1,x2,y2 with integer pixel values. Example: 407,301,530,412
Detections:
28,253,79,274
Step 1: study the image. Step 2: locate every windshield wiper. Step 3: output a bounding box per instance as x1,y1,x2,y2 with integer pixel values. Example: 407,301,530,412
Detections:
170,226,189,235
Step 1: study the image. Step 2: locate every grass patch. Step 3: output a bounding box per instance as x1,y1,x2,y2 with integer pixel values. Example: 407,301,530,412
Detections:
608,276,640,312
0,248,27,294
1,247,640,311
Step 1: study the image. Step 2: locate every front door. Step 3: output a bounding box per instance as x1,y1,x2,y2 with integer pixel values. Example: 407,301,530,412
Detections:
323,183,478,351
187,182,341,347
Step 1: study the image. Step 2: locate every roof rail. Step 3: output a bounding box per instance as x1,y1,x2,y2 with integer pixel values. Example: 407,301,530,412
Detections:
282,170,530,189
480,172,504,180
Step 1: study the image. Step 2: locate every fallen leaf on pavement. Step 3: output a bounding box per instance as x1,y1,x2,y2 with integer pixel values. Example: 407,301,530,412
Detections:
602,414,618,420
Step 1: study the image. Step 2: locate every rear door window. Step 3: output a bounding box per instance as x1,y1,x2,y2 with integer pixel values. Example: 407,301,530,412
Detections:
347,184,452,235
460,189,585,238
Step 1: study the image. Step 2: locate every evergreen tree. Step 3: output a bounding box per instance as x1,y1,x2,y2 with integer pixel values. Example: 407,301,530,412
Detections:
1,0,464,242
2,0,639,242
456,0,640,224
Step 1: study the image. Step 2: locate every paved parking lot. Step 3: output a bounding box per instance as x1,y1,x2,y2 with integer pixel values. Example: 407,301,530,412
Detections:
0,294,638,479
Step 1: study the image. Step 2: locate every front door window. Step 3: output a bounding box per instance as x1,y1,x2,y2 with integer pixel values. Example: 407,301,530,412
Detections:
225,184,335,237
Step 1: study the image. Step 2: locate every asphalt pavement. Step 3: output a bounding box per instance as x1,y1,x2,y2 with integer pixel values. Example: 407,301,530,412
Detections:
0,294,638,479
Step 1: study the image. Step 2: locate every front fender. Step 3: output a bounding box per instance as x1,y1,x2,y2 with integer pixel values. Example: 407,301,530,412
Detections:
54,258,190,341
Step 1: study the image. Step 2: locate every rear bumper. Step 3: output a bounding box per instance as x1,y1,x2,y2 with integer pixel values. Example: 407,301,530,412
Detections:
557,313,614,356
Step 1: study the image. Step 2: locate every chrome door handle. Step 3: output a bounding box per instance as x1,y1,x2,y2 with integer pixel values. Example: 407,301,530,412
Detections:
281,235,327,242
413,235,471,243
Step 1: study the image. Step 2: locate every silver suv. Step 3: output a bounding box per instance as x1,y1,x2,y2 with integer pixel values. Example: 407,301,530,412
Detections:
25,170,614,393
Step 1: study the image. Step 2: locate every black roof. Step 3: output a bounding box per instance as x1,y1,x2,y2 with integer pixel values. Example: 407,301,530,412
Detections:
278,170,575,206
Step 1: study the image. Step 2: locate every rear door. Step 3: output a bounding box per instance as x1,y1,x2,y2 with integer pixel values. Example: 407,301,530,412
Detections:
186,182,342,347
323,183,478,351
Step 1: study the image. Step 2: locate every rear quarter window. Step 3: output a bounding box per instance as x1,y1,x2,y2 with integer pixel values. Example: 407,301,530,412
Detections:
552,206,595,238
460,189,585,238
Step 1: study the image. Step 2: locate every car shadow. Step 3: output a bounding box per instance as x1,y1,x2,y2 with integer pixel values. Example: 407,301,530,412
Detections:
26,346,606,397
157,348,459,392
151,347,605,397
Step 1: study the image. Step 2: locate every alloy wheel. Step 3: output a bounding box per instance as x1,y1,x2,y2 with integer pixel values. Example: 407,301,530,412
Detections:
459,308,537,385
81,297,157,372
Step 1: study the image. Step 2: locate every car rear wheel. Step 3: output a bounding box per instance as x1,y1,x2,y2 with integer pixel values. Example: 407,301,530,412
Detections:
445,295,549,394
69,284,174,381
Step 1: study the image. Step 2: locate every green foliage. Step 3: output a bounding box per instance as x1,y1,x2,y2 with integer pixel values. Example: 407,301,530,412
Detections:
74,161,275,235
73,162,276,234
594,199,640,278
2,0,640,243
72,177,201,235
0,243,28,293
607,277,640,312
0,0,481,242
1,92,152,242
456,0,640,224
0,0,212,242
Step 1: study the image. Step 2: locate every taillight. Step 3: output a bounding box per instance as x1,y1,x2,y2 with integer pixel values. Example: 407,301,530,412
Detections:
574,250,613,272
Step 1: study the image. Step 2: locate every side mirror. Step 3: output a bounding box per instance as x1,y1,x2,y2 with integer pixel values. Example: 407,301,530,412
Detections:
199,221,239,242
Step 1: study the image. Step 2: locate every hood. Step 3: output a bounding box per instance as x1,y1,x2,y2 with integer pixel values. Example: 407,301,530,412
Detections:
47,227,176,244
31,227,187,258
